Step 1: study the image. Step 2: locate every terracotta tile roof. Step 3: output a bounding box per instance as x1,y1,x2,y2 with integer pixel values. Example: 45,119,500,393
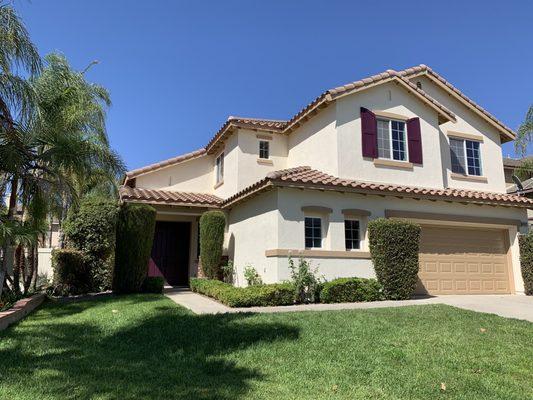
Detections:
503,156,532,169
125,148,206,180
399,64,515,141
507,177,533,194
224,166,533,208
119,186,222,207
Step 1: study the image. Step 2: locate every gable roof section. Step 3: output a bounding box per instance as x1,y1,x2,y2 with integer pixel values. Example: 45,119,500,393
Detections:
223,166,533,209
399,65,515,142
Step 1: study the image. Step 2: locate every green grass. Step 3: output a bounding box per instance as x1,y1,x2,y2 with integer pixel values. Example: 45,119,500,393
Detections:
0,295,531,400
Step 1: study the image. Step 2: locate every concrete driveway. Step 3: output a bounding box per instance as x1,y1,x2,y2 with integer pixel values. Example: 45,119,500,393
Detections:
432,295,533,322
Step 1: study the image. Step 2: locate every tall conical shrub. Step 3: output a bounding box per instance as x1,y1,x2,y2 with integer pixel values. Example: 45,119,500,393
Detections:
199,211,226,279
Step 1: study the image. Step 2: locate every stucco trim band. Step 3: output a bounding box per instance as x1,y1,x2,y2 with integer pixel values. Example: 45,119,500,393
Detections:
301,206,333,214
342,208,371,217
446,130,484,142
265,249,371,259
373,159,414,170
450,173,488,183
373,110,410,121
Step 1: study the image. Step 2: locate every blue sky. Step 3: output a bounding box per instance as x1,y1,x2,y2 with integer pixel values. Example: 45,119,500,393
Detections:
16,0,533,170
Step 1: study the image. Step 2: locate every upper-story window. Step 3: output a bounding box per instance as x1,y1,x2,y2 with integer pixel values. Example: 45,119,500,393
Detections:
304,217,322,249
215,152,224,184
377,119,407,161
259,140,269,159
450,138,482,176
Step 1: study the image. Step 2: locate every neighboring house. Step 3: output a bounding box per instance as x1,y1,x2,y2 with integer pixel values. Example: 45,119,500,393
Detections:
120,64,533,295
504,157,533,227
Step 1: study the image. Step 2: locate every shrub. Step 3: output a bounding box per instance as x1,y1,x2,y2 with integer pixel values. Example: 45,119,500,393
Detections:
113,203,157,294
63,197,119,292
199,211,226,279
190,278,294,307
244,265,263,286
519,233,533,295
51,249,90,295
320,277,383,303
142,276,165,294
288,257,323,303
368,218,421,300
221,260,235,284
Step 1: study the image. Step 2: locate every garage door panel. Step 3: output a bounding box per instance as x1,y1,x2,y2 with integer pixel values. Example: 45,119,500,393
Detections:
417,226,511,295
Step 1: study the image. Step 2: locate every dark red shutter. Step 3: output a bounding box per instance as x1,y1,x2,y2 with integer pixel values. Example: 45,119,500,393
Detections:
361,107,377,158
407,117,423,164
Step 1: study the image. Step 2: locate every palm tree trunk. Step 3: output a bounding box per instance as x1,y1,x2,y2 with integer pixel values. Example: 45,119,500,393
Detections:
24,245,35,294
1,176,19,294
13,244,23,295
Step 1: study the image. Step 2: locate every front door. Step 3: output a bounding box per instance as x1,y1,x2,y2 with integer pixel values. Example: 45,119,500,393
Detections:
150,221,191,286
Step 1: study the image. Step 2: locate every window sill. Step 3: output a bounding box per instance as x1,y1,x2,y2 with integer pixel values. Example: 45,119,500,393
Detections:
373,158,414,170
213,180,224,189
257,158,273,166
265,249,371,259
450,173,488,183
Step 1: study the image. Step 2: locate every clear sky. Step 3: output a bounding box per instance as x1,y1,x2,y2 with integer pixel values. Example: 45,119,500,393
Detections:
15,0,533,171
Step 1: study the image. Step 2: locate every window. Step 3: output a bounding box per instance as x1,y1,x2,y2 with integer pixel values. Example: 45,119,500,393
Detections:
344,220,360,250
259,140,269,159
377,119,407,161
305,217,322,248
215,152,224,184
450,138,482,176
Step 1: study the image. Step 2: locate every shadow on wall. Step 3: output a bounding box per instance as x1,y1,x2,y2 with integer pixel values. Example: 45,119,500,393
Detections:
0,295,300,400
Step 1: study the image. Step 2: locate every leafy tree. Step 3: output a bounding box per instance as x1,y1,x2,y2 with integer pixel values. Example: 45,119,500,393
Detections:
514,105,533,180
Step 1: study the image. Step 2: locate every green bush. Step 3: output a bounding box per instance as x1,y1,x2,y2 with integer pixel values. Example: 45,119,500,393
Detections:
368,218,421,300
519,233,533,295
244,265,263,286
142,276,165,294
199,211,226,279
63,197,119,292
320,277,383,303
190,278,294,307
288,257,322,303
51,249,90,295
113,203,157,294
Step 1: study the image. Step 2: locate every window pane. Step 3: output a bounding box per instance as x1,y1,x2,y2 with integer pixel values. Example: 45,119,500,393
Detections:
259,140,269,159
465,140,481,176
449,139,466,174
391,121,406,161
344,220,360,250
377,120,391,159
305,217,322,248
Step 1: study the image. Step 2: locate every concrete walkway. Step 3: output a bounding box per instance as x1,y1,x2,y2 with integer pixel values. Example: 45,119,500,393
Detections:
165,288,533,322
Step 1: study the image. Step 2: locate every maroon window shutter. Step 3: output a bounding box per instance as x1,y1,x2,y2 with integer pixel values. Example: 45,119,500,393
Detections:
361,107,377,158
407,117,423,164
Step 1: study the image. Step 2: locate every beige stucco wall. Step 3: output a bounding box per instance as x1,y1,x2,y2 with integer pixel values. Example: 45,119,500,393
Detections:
410,75,507,193
135,155,213,193
227,187,527,292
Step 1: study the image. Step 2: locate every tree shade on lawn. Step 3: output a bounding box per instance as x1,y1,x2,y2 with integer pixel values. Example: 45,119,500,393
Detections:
0,295,531,400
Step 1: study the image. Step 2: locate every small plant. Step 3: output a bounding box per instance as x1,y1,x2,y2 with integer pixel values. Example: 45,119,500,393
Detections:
142,276,165,293
288,257,323,303
51,249,90,296
244,265,263,286
221,260,235,284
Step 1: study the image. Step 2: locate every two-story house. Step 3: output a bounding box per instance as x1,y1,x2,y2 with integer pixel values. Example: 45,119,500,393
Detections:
120,65,533,295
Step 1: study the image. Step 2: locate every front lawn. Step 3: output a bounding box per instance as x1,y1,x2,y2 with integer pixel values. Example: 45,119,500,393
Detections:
0,295,531,400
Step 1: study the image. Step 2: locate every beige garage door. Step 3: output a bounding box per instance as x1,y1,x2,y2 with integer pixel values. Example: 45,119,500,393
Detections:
417,226,511,295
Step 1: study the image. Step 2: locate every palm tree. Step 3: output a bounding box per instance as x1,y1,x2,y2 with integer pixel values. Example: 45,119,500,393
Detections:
514,105,533,180
0,2,42,292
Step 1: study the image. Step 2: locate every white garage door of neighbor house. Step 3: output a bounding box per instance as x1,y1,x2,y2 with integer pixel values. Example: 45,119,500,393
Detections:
416,226,511,295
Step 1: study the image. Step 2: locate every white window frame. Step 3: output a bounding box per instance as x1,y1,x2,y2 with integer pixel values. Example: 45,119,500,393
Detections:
344,219,361,251
215,151,224,184
304,216,322,249
450,138,483,176
259,140,270,159
377,118,409,162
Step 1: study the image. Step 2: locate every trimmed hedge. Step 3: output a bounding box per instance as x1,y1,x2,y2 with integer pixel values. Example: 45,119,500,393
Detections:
320,277,383,303
368,218,421,300
190,278,294,307
113,203,157,294
142,276,165,294
51,249,90,295
63,197,119,292
199,211,226,279
519,233,533,295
